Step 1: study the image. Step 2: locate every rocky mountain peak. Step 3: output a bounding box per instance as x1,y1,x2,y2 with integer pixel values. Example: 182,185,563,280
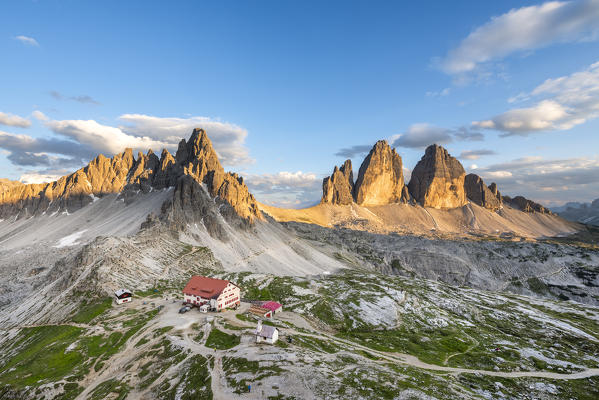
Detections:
407,144,467,209
0,129,262,225
353,140,409,206
321,159,354,205
488,182,501,200
464,173,502,211
502,195,553,215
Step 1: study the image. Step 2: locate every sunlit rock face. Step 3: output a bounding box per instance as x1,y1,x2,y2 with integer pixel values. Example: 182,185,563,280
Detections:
465,173,502,211
0,129,261,222
353,140,410,206
408,144,467,209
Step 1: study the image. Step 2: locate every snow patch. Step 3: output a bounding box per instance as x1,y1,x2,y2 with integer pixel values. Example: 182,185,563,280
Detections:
54,230,88,248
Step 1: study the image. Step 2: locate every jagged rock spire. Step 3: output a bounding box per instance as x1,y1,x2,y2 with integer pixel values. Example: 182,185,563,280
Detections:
408,144,467,209
353,140,409,206
464,174,501,211
321,160,354,205
0,128,262,223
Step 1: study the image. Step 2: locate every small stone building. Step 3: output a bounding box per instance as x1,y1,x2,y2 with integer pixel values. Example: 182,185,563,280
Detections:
254,320,278,344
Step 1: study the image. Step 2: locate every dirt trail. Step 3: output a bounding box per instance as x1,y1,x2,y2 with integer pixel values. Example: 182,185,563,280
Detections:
61,297,599,400
215,304,599,381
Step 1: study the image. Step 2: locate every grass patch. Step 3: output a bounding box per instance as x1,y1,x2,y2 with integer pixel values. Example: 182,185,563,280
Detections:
158,354,212,399
0,325,85,387
71,297,112,324
89,378,130,400
137,339,189,390
293,335,340,354
222,357,284,394
205,329,240,350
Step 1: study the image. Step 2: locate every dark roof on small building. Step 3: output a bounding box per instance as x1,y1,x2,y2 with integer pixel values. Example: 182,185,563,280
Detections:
114,289,132,298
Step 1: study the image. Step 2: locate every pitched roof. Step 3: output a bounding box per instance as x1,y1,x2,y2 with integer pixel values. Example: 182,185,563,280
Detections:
255,325,277,339
183,276,231,299
114,289,132,297
261,301,282,312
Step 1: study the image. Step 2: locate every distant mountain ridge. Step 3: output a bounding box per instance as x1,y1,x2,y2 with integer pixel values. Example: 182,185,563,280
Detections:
0,129,261,222
554,198,599,226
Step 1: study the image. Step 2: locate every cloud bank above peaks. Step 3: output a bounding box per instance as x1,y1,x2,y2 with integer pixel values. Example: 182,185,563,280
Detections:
473,61,599,135
118,114,252,166
477,155,599,205
245,171,322,209
0,113,254,184
438,0,599,77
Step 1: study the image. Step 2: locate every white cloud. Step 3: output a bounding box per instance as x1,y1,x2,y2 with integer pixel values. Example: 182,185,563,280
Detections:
426,87,451,97
245,171,322,208
478,156,599,205
458,149,497,160
392,123,453,149
246,171,320,191
473,61,599,135
0,113,254,183
118,114,252,166
31,110,49,121
472,100,570,133
486,170,513,179
45,119,170,156
19,172,63,185
0,112,31,128
14,35,39,46
439,0,599,75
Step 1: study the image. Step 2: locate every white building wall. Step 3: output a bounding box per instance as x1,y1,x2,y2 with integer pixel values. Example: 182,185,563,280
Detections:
183,282,240,310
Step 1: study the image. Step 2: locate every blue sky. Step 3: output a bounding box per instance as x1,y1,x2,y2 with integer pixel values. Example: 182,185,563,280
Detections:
1,0,599,207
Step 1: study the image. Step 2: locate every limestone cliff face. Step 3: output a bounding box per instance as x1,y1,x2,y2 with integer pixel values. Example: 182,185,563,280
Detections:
0,179,22,194
464,174,502,211
353,140,409,206
174,129,260,221
321,160,354,205
408,144,467,209
0,129,261,222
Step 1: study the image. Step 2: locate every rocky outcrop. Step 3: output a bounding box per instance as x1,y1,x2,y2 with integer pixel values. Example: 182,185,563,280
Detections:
464,174,502,211
408,144,467,209
488,182,501,202
353,141,410,206
0,179,22,194
502,195,553,215
0,129,261,223
321,160,354,205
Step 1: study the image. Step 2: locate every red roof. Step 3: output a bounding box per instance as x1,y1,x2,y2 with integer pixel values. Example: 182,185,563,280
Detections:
261,301,282,311
183,276,232,299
